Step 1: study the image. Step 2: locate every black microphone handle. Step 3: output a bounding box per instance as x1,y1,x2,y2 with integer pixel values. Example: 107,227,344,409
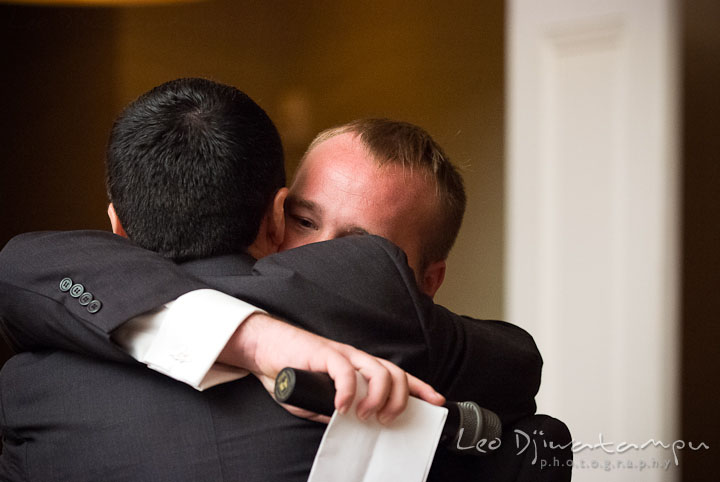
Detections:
274,367,502,455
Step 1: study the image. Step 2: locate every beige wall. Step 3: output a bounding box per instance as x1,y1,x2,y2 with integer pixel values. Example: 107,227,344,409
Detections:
2,0,506,318
111,0,506,318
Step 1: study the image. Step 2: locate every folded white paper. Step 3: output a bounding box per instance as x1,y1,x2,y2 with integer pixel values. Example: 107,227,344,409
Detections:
307,373,448,482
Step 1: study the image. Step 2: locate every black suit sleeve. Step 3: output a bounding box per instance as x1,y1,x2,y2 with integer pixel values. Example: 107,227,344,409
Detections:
0,230,541,423
368,237,541,423
225,235,541,425
0,231,207,362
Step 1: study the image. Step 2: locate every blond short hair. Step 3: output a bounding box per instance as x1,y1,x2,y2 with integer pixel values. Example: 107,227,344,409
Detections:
303,118,466,270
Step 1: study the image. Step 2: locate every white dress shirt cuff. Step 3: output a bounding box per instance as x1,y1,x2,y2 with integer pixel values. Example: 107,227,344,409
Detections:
112,289,264,390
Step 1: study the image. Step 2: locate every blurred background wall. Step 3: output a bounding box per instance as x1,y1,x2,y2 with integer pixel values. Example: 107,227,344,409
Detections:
0,1,716,480
0,0,506,319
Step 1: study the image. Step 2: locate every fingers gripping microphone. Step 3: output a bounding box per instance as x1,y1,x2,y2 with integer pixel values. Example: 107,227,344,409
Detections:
274,366,336,416
274,367,502,455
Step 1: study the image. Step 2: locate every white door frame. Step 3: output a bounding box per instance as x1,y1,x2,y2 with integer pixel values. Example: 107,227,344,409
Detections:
506,1,680,480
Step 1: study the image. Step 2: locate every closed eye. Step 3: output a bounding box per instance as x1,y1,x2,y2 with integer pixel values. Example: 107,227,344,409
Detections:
285,196,320,232
290,214,317,230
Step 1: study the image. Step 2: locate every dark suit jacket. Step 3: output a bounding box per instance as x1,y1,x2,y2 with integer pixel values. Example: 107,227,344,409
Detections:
0,231,542,481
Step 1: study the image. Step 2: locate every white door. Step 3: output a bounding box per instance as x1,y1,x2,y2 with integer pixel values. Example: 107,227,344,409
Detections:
506,1,680,480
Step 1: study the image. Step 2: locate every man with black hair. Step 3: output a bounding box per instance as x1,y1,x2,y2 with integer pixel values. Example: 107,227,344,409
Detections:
0,78,445,481
99,79,434,417
105,78,286,260
0,79,550,480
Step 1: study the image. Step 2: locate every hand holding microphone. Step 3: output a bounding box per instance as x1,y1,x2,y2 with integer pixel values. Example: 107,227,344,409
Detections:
274,367,502,455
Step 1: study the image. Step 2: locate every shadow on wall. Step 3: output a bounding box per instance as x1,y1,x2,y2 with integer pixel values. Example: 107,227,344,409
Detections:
0,6,117,247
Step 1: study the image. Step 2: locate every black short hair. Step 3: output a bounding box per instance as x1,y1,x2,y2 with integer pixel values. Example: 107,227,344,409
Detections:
106,78,285,260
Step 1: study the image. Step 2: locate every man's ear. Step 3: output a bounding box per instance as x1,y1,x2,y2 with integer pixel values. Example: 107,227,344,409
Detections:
247,188,288,259
267,187,288,247
419,260,446,298
107,203,127,238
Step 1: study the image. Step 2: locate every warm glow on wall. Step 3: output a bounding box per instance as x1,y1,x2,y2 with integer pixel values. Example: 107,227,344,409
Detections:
2,0,206,6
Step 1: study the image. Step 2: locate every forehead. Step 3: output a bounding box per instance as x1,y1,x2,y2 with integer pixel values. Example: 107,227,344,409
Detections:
293,133,435,221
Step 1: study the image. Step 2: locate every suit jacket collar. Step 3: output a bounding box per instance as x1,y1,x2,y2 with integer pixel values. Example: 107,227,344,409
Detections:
178,252,256,278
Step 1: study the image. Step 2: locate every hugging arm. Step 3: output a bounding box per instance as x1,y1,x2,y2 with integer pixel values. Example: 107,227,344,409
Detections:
239,235,542,425
0,230,443,422
0,231,541,424
0,231,207,363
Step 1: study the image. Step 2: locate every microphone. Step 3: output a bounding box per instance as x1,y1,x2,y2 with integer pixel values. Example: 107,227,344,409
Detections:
274,367,502,455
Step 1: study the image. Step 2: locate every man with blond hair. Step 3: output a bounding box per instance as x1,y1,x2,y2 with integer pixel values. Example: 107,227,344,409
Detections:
281,118,466,298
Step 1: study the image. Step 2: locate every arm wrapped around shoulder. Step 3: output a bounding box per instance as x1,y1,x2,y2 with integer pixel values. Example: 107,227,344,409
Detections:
0,230,206,361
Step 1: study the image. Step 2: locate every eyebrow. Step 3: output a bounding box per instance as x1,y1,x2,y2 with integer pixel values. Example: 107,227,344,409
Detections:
338,226,370,237
286,195,321,214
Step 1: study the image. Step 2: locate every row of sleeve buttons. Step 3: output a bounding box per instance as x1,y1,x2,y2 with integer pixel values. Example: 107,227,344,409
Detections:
59,277,102,313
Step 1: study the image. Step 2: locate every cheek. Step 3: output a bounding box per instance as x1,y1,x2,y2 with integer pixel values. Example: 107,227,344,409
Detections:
278,230,304,251
279,227,323,251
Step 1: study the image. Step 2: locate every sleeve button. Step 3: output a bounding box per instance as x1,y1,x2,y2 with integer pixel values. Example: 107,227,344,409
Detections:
69,284,84,298
59,278,73,292
79,292,93,306
87,300,102,314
